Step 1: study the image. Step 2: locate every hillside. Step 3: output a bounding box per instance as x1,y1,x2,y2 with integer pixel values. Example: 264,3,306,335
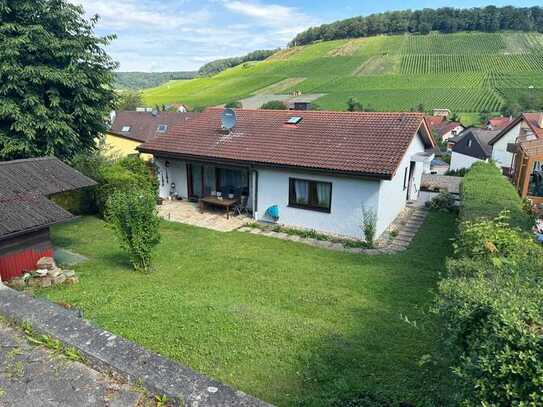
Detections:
115,71,196,90
143,32,543,114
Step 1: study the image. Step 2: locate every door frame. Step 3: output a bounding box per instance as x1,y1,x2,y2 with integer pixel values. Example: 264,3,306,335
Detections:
406,161,416,201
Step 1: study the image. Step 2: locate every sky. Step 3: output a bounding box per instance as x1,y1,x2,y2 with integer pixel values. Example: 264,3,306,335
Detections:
71,0,542,72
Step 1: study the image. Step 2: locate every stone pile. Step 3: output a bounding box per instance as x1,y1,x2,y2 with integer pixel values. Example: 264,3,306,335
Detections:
7,257,79,289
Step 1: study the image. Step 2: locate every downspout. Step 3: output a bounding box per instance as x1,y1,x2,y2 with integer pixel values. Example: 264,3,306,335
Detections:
251,168,258,220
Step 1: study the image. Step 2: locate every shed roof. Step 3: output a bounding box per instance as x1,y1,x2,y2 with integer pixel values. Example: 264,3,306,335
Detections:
0,157,96,241
0,193,74,241
139,109,434,179
0,157,96,196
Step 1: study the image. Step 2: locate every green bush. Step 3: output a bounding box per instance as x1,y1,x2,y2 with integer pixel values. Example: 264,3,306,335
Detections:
461,162,533,230
106,189,161,272
427,191,456,212
260,100,287,110
65,152,158,216
437,212,543,405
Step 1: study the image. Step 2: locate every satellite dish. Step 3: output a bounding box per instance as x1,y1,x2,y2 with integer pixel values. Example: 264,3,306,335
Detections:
221,108,236,131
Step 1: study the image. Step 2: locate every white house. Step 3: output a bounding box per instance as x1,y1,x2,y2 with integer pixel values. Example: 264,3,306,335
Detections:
489,113,543,174
138,109,435,240
449,128,500,171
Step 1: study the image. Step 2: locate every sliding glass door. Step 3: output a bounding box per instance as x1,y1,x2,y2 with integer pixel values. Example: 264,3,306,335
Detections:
188,164,249,199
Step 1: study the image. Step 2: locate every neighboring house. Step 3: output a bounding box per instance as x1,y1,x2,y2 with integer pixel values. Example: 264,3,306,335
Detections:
446,132,465,151
435,121,464,142
511,138,543,204
138,109,436,240
0,157,95,282
489,113,543,174
486,116,513,130
105,111,196,160
425,116,464,143
450,128,500,171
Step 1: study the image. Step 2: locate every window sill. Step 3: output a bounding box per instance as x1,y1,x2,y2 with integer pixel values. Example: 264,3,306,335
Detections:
287,204,331,214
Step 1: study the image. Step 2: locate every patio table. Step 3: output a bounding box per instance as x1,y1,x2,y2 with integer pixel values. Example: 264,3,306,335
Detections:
199,196,239,219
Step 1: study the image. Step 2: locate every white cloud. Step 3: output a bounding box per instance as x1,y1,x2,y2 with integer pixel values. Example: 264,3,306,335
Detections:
70,0,209,30
222,0,317,36
66,0,320,71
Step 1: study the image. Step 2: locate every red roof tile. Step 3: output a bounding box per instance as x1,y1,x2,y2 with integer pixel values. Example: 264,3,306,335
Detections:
139,109,433,179
523,113,543,139
425,115,445,129
488,116,514,129
110,111,197,143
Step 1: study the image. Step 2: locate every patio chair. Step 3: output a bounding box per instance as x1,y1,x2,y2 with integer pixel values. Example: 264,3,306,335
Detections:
234,195,250,216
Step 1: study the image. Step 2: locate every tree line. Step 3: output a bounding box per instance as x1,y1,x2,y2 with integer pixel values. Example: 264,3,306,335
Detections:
290,6,543,46
197,49,278,77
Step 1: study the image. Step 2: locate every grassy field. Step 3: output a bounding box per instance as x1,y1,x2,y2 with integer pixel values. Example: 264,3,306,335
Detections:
41,213,457,406
143,31,543,115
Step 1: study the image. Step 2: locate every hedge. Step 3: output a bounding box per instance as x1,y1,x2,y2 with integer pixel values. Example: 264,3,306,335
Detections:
437,162,543,405
460,162,532,230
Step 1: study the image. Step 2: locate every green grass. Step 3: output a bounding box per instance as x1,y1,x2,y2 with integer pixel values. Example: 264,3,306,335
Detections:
42,212,457,406
143,31,543,114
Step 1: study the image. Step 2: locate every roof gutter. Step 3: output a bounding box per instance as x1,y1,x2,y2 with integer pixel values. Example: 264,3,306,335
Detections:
0,215,77,242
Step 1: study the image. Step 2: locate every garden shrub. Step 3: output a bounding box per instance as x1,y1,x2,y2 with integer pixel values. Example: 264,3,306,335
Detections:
460,162,533,230
427,191,456,212
66,152,158,216
106,189,161,272
360,206,377,248
437,211,543,405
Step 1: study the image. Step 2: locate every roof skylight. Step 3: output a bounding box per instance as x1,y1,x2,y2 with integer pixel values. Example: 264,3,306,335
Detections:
286,116,303,125
121,126,131,132
157,124,168,133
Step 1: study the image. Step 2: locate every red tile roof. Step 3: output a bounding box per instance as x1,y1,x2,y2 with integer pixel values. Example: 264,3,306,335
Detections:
523,113,543,139
434,121,463,137
489,113,543,145
488,116,513,129
425,115,445,129
109,111,197,143
139,109,433,179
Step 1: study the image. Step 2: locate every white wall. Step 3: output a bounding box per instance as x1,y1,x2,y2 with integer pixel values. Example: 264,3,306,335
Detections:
255,168,381,239
155,158,188,199
377,134,426,235
491,122,520,169
442,125,464,141
450,151,484,171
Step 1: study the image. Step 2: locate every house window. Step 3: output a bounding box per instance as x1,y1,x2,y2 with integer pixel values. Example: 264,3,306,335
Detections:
403,167,408,190
467,139,472,148
288,178,332,212
157,124,168,133
121,126,131,132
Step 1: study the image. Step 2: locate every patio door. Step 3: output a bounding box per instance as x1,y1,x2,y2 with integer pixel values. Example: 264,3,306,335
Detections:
188,164,216,199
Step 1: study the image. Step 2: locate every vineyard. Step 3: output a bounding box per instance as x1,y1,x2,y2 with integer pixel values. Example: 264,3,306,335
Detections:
143,31,543,115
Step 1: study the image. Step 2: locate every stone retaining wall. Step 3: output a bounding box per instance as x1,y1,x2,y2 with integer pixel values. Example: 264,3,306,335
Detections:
0,285,272,407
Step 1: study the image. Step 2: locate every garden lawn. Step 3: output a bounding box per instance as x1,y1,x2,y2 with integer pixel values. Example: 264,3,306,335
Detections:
44,213,456,406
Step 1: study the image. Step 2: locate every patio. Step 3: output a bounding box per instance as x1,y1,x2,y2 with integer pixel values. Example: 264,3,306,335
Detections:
157,200,252,232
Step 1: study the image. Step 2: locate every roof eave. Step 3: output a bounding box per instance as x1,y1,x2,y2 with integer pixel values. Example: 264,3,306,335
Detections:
0,215,77,242
488,115,523,145
140,148,393,180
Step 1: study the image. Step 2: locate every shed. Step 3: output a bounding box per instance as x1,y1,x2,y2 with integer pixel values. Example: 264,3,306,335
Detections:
0,157,96,282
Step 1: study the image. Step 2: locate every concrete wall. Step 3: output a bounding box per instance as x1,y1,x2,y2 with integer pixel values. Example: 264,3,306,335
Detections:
450,151,484,171
491,122,520,170
377,134,425,235
155,158,188,199
255,168,380,239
